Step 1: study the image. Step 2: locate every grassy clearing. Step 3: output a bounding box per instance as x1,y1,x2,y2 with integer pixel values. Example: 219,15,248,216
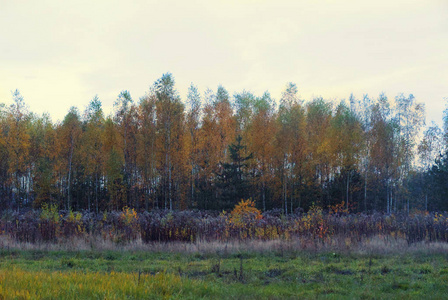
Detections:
0,242,448,299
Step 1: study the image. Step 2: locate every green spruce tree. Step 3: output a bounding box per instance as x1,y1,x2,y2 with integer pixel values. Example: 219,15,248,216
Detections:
216,135,253,210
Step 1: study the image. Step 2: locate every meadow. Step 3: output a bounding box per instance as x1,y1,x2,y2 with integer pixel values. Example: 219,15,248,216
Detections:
1,201,448,299
0,242,448,299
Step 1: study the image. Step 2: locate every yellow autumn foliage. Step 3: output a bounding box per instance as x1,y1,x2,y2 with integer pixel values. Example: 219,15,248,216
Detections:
229,199,262,227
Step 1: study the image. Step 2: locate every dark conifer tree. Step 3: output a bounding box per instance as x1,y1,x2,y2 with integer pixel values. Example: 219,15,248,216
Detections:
216,135,253,210
427,152,448,211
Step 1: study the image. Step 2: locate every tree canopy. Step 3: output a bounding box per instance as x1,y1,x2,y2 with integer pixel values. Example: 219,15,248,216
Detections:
0,75,445,213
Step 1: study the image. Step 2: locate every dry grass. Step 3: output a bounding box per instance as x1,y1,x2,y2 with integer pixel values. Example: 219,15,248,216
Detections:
1,234,448,255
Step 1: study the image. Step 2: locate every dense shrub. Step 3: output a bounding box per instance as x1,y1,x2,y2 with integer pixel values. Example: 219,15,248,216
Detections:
1,205,448,245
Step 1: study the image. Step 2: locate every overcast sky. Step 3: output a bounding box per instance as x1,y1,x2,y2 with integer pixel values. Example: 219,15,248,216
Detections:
1,0,447,126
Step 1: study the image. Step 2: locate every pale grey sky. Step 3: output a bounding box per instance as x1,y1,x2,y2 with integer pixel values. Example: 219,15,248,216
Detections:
1,0,447,125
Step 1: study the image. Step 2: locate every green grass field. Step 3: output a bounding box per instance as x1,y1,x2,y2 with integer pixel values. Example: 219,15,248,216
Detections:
0,244,448,299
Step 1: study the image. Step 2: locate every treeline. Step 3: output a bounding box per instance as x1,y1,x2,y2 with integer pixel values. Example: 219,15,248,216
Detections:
0,73,447,213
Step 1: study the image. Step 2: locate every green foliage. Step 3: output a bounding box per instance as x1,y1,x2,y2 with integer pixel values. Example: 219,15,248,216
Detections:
426,152,448,210
39,203,60,242
216,135,253,210
40,203,59,223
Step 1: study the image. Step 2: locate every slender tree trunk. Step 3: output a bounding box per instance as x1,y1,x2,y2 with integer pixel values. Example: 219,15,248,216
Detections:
364,172,367,212
291,181,294,214
191,164,194,208
392,187,396,212
169,158,172,210
165,151,168,210
386,181,390,214
262,180,266,212
87,178,91,212
284,173,287,215
95,173,99,213
67,136,74,210
346,172,350,211
145,183,149,211
190,131,195,209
